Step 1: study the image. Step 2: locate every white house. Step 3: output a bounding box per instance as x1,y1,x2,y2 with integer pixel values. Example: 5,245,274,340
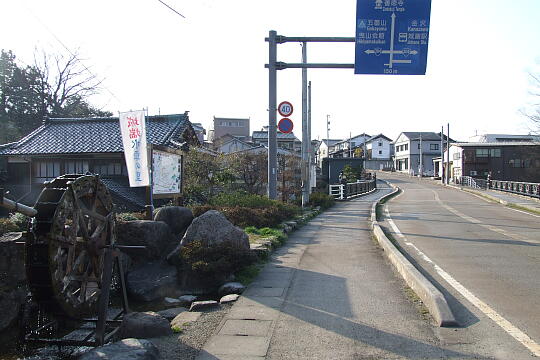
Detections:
394,132,447,176
364,134,394,170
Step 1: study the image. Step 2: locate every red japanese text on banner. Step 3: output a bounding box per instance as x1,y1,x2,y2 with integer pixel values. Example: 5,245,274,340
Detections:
119,110,150,187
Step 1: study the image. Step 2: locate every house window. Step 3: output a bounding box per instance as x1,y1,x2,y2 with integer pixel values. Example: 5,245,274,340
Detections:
476,149,489,157
66,160,89,174
453,152,461,160
470,170,478,176
94,162,124,176
489,149,501,157
509,159,523,168
34,161,60,182
418,143,421,149
378,142,382,147
378,150,382,155
430,144,439,151
404,144,408,151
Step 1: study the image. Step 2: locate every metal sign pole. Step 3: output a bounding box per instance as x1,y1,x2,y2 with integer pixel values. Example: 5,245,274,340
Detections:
308,80,312,194
301,42,309,207
268,30,278,199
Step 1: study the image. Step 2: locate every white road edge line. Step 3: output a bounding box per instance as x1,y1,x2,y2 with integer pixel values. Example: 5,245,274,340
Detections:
459,188,540,219
431,190,540,245
384,206,540,357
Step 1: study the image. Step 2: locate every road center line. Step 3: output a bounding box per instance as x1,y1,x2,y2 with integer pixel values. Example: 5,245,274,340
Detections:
384,206,540,357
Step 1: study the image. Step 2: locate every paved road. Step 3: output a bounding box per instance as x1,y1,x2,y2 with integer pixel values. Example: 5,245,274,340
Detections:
378,172,540,359
200,182,500,359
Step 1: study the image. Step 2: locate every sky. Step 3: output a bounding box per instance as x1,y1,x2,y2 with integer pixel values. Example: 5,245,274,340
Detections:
2,0,540,142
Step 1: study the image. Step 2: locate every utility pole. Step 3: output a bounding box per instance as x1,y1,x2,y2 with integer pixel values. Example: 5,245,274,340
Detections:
267,30,278,199
440,125,444,184
301,42,309,207
308,81,312,194
446,123,450,184
419,133,423,177
327,114,331,185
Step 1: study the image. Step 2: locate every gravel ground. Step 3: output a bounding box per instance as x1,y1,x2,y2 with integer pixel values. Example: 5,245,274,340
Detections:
149,304,232,360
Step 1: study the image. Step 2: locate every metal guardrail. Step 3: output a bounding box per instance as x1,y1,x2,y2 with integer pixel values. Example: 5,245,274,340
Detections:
491,180,540,199
459,177,540,199
459,176,488,190
329,179,376,200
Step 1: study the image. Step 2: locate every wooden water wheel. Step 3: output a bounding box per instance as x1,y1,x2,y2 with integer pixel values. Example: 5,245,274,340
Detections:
26,174,116,319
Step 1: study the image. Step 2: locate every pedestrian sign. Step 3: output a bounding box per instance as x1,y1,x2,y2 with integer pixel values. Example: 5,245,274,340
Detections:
355,0,432,75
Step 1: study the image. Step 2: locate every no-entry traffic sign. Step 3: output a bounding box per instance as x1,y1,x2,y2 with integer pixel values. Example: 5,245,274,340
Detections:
278,118,294,134
278,101,293,117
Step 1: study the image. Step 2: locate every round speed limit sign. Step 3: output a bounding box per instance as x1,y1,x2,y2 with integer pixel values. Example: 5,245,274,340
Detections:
278,101,293,117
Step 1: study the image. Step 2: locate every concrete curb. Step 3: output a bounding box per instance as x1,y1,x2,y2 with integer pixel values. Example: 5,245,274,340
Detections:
371,223,457,327
371,180,458,327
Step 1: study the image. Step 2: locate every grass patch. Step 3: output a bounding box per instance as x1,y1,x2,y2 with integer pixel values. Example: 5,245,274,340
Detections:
171,325,183,333
507,203,540,216
235,263,265,286
403,286,430,319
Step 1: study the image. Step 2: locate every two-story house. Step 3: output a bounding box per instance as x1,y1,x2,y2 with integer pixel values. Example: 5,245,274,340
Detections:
251,126,301,153
364,134,394,170
394,132,448,176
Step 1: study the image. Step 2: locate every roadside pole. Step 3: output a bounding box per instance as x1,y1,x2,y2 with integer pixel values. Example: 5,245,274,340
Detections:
446,123,450,184
301,42,309,207
440,125,444,184
268,30,278,199
419,133,423,177
308,81,312,194
327,114,331,186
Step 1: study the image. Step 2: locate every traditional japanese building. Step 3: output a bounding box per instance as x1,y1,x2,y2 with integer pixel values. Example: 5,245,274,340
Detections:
0,113,200,211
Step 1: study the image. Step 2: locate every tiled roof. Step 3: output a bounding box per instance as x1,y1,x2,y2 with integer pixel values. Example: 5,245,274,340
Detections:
252,131,300,141
399,132,453,142
0,113,197,155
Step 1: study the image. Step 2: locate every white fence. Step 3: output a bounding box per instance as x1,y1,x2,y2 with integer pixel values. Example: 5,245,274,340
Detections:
329,179,376,200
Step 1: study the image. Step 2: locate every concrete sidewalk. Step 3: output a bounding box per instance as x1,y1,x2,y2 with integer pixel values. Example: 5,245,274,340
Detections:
196,184,478,359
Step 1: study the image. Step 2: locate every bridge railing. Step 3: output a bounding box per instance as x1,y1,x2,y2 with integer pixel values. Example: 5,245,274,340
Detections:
329,179,376,200
491,180,540,199
458,176,488,190
459,177,540,199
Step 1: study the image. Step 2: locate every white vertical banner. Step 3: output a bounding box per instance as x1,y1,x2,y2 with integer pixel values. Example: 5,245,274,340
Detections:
119,110,150,187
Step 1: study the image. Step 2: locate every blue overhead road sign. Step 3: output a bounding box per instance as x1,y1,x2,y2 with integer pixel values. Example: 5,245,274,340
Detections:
355,0,432,75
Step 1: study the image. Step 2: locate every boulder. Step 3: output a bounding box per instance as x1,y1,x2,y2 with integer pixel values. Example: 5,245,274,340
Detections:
116,221,176,264
153,206,193,236
0,232,28,332
189,300,219,312
157,307,187,320
181,210,249,249
126,261,180,302
167,210,249,265
220,294,240,304
118,312,172,339
218,282,246,296
178,295,197,307
0,232,26,286
79,338,159,360
0,287,27,331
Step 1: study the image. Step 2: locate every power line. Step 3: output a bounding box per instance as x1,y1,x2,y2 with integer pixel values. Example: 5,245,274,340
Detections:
156,0,186,19
19,1,122,104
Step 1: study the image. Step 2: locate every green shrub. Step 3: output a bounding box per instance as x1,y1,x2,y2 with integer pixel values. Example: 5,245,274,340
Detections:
180,240,256,287
309,192,335,210
9,212,29,231
116,212,145,222
191,205,216,218
0,218,19,236
244,226,259,234
210,192,276,208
